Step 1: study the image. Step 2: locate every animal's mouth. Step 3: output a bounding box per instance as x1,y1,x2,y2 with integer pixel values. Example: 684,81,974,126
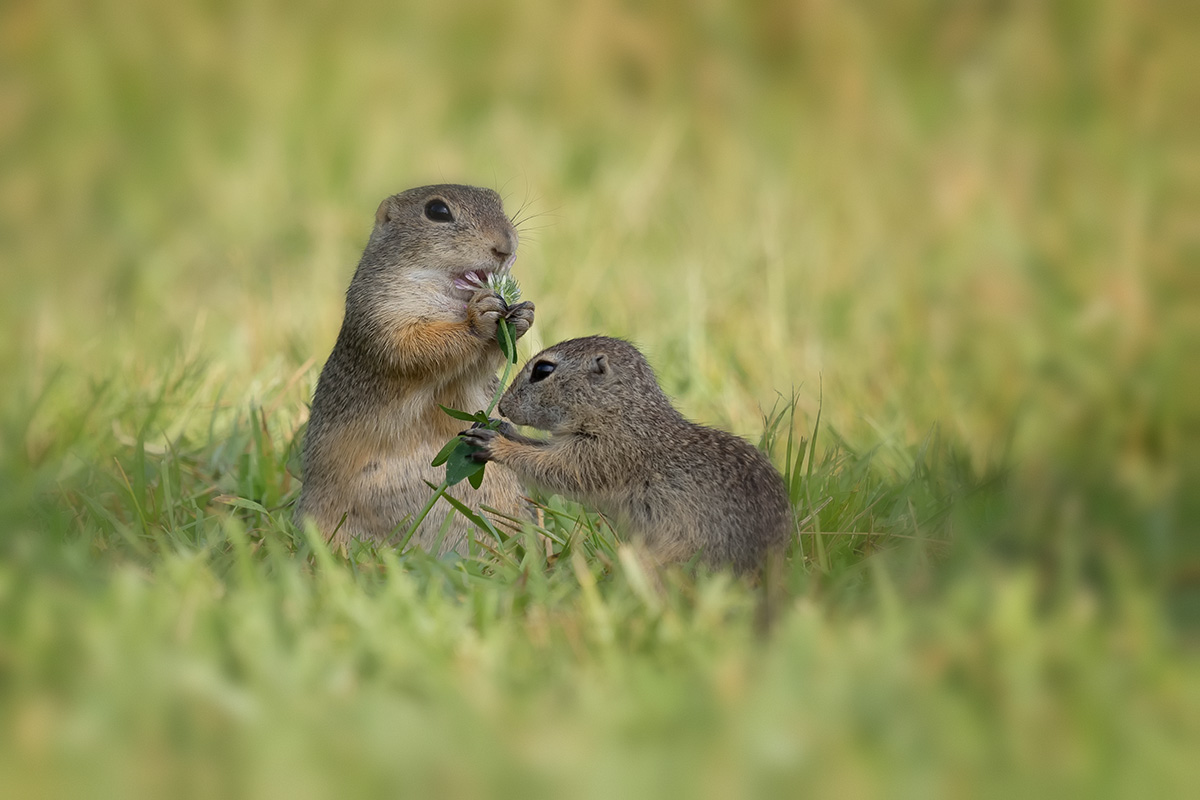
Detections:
451,253,517,298
452,268,495,293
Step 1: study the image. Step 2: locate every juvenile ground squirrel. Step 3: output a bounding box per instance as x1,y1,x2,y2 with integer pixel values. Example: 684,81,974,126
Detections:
462,336,791,572
296,184,534,553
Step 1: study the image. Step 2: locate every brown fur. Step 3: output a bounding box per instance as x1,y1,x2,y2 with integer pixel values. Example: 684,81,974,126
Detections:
463,337,791,573
296,185,534,553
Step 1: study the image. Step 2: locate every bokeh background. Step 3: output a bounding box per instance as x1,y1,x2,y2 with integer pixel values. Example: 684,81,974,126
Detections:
1,0,1196,796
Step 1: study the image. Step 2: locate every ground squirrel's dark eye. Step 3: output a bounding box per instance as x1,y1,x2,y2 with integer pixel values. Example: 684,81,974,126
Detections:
530,360,556,383
424,199,454,222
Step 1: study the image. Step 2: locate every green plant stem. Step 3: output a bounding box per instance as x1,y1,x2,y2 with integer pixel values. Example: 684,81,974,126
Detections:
411,321,517,540
486,320,516,417
398,479,449,550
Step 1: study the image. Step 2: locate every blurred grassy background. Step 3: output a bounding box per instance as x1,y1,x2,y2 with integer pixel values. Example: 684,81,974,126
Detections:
1,0,1197,797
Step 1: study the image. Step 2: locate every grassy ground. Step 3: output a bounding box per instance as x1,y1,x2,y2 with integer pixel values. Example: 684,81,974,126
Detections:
2,0,1197,797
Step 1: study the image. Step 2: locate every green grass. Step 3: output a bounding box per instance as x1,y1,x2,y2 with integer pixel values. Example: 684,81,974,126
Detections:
1,0,1196,797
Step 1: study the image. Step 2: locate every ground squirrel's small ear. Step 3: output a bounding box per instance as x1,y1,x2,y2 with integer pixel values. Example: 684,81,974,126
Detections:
591,354,608,376
375,198,392,225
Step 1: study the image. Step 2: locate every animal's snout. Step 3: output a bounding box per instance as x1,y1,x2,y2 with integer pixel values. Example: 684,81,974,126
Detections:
491,229,518,263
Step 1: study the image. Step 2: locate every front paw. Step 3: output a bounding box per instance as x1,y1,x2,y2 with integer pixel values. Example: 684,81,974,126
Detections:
467,290,506,341
460,426,500,463
504,301,535,340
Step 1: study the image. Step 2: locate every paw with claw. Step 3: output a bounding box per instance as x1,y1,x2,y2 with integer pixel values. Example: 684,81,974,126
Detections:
467,290,508,341
503,301,535,340
460,425,501,463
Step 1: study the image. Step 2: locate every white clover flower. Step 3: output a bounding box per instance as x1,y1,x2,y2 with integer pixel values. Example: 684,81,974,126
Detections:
454,262,522,306
485,270,522,306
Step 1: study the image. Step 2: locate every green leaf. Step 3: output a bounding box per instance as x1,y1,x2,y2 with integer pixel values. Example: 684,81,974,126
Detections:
444,439,486,487
435,484,494,535
430,435,461,467
438,405,488,423
214,495,272,516
498,319,517,363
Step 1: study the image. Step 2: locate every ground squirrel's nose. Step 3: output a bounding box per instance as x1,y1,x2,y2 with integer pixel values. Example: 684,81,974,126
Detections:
492,230,517,262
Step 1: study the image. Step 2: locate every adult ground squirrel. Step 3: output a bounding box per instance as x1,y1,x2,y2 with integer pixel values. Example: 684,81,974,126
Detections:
462,336,791,572
296,184,534,553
